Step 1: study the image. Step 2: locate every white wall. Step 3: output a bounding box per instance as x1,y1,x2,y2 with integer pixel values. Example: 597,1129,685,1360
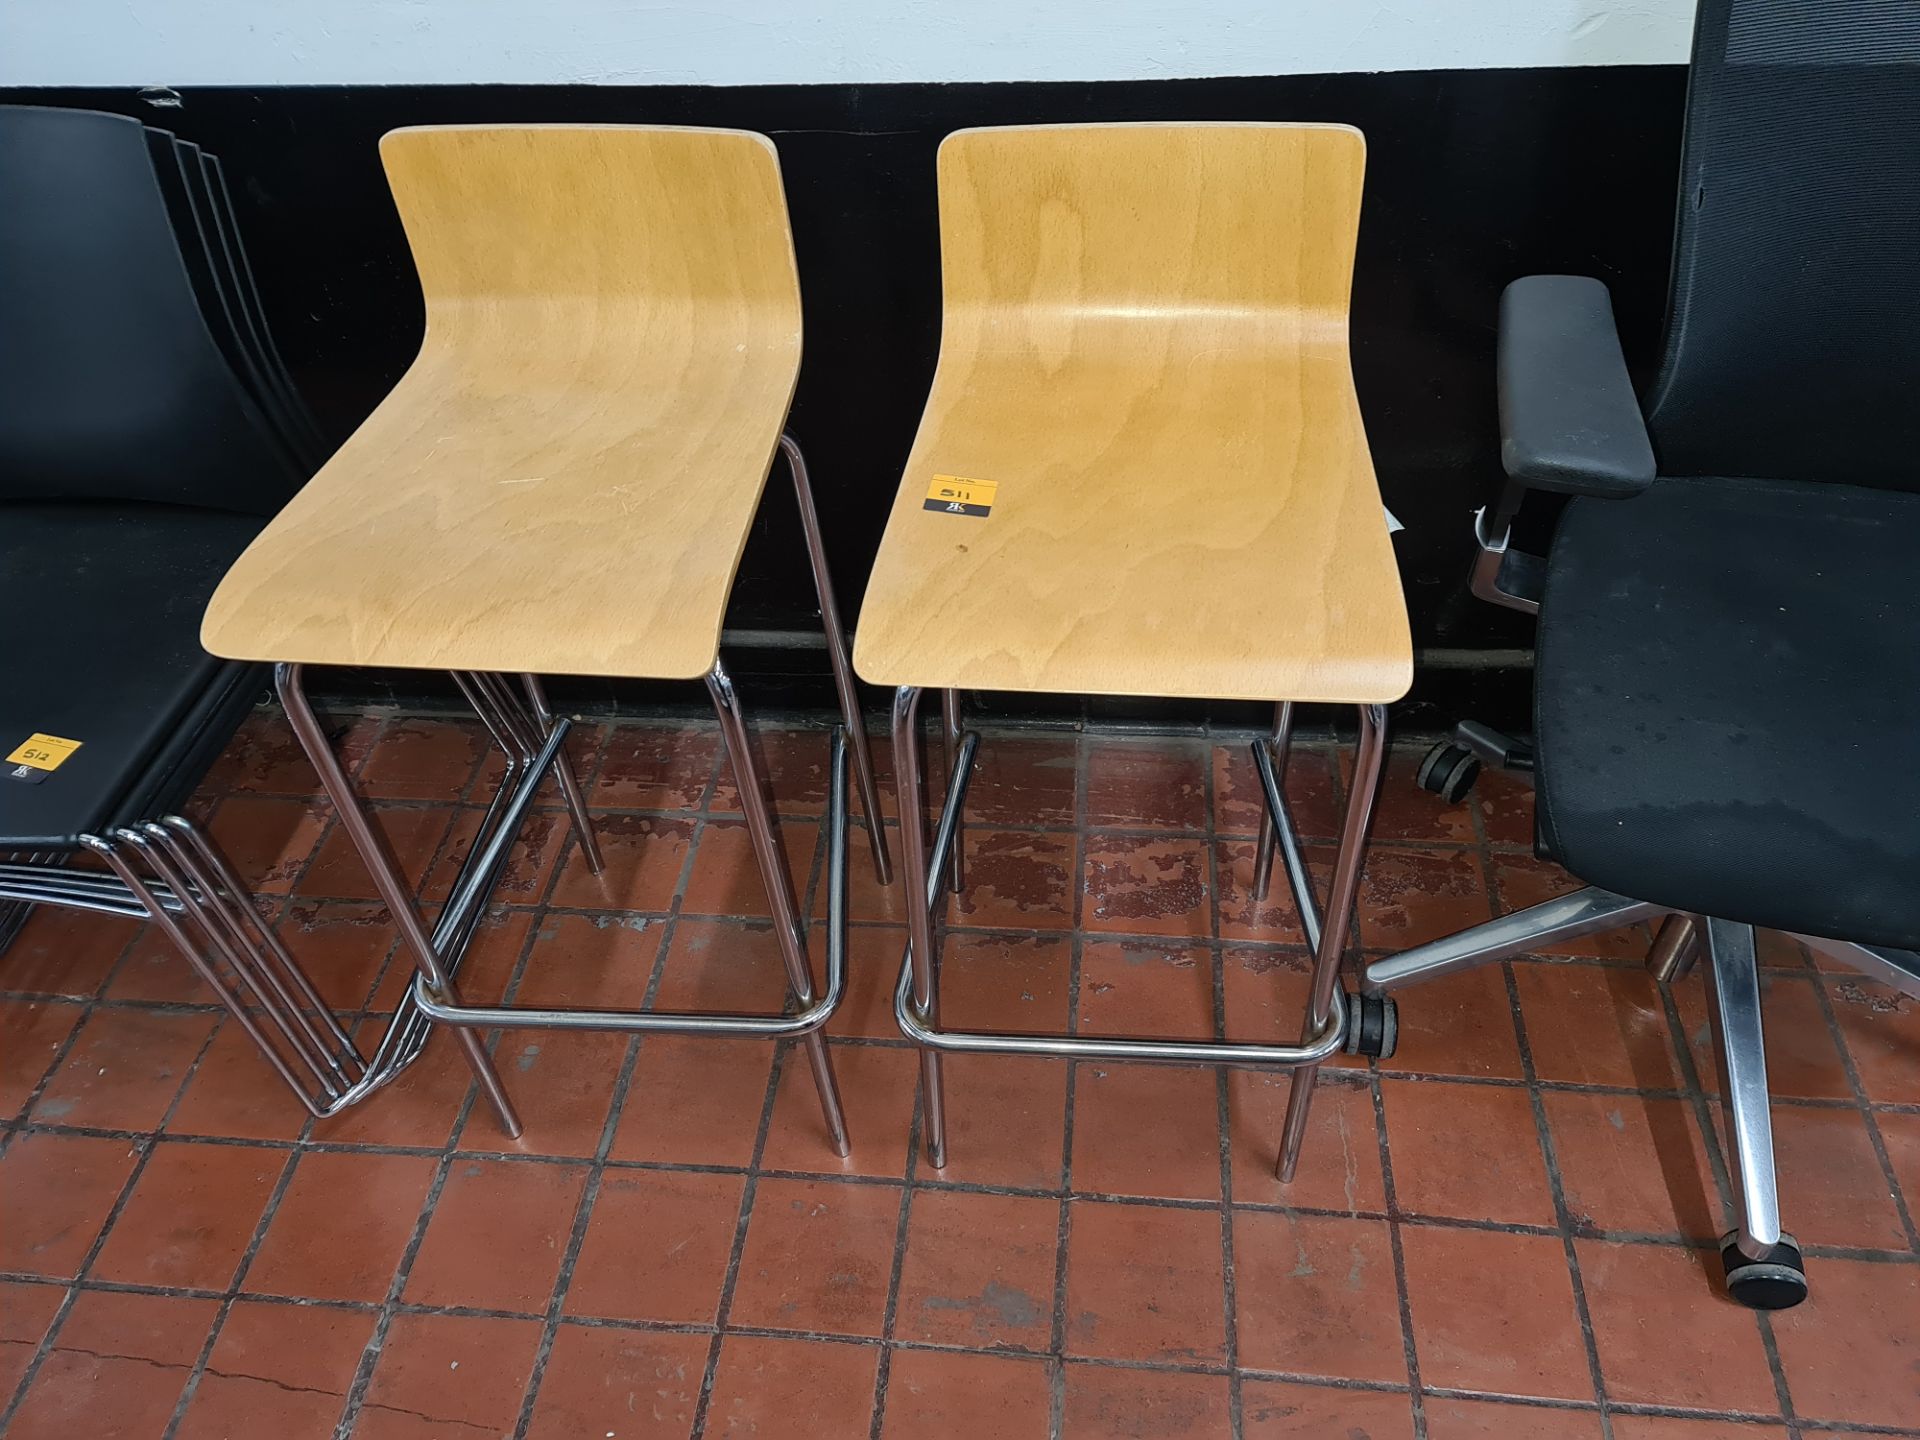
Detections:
0,0,1695,88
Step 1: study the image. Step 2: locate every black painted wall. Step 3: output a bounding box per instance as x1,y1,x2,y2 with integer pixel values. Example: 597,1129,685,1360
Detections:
3,70,1688,729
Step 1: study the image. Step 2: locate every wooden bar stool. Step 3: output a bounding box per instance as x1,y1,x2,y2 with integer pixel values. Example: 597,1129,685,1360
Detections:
853,123,1413,1177
202,125,888,1149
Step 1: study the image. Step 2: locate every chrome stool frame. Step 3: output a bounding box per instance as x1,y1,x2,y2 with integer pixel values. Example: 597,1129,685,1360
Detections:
889,688,1395,1178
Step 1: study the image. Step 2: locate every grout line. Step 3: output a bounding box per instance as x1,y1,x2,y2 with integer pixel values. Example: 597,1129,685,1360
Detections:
1202,744,1245,1440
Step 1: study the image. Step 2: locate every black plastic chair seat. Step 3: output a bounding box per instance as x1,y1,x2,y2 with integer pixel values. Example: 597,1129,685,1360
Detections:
0,502,267,849
1535,474,1920,950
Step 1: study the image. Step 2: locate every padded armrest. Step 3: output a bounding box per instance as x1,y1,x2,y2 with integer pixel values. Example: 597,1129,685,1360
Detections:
1498,275,1657,498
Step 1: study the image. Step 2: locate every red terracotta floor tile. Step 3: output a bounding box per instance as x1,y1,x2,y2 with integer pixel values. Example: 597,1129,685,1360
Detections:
648,917,787,1015
0,1131,138,1278
424,805,569,906
416,905,535,1013
175,1298,375,1440
728,1176,902,1337
264,899,398,1011
1824,977,1920,1104
1077,939,1214,1039
1082,835,1211,939
357,716,489,801
592,722,720,809
164,1018,314,1143
936,1054,1069,1192
301,1022,473,1152
829,925,908,1039
708,727,836,818
0,907,139,999
243,1150,436,1301
1421,1398,1605,1438
1545,1091,1723,1241
1671,970,1854,1102
477,1030,627,1159
1228,1070,1385,1214
893,1189,1057,1349
1875,1108,1920,1208
1060,1363,1232,1439
1576,1240,1776,1412
879,1348,1053,1438
1398,1225,1594,1401
941,732,1079,827
1489,856,1650,959
298,803,453,902
1607,1420,1790,1440
704,1334,879,1439
1358,846,1492,950
5,1289,215,1440
1768,1102,1910,1250
0,1000,81,1118
403,1155,588,1312
761,1041,918,1179
1474,767,1537,850
29,1007,213,1131
523,1323,709,1440
548,813,695,912
354,1312,541,1440
680,818,818,919
1234,1210,1407,1382
1071,1062,1223,1201
566,1167,744,1324
609,1035,772,1168
1213,740,1342,840
939,930,1074,1034
1381,1078,1554,1227
1241,1380,1416,1439
1214,838,1321,945
1064,1200,1225,1365
512,909,663,1011
103,925,221,1005
949,829,1078,932
1217,947,1365,1075
0,1279,64,1400
1368,746,1482,845
202,709,329,797
1511,961,1686,1090
207,794,328,896
815,823,908,924
1379,964,1527,1081
1771,1256,1920,1429
1084,736,1208,831
92,1139,287,1289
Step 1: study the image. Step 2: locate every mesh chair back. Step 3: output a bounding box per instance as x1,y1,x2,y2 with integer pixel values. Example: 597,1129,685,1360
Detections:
1643,0,1920,491
0,105,299,513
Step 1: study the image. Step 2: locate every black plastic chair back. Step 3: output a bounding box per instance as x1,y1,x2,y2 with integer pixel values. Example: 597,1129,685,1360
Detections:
1643,0,1920,492
0,105,300,514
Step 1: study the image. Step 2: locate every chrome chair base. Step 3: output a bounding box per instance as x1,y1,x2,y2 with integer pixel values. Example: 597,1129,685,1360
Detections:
890,690,1395,1180
1362,884,1920,1309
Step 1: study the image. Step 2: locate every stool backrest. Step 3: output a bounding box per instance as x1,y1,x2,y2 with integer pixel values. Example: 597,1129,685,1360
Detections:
0,105,299,513
934,123,1365,362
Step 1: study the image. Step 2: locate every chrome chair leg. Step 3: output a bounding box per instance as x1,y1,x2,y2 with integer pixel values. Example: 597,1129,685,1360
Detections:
1647,914,1702,983
519,673,604,875
1364,886,1666,992
1276,703,1389,1181
891,684,949,1169
941,688,965,894
1792,932,1920,1000
1252,701,1293,902
706,657,851,1156
277,662,524,1138
781,433,891,886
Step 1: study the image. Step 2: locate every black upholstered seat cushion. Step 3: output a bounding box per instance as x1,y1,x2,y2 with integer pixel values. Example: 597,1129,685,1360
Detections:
1535,475,1920,950
0,502,264,849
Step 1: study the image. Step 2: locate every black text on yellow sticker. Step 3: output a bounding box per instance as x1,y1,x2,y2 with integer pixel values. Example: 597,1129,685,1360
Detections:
6,733,82,787
924,474,997,518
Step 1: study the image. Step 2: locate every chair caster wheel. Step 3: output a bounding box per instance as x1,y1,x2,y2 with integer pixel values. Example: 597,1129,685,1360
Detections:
1720,1231,1808,1310
1342,992,1398,1059
1416,742,1480,804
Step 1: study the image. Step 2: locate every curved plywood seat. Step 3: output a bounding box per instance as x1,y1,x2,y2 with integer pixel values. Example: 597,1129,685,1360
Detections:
202,125,802,679
853,123,1412,704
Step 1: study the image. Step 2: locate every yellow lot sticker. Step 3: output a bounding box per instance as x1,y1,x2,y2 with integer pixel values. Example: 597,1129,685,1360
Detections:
7,733,83,772
924,474,998,517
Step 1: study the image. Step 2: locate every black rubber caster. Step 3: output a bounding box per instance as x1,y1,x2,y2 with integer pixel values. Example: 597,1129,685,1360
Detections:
1342,992,1398,1059
1416,741,1480,804
1720,1231,1809,1310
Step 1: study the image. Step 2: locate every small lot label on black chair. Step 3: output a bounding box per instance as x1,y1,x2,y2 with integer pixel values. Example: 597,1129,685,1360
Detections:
6,733,81,785
924,475,997,517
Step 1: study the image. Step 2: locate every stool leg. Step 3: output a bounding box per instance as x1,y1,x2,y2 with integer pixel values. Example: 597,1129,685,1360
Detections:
892,685,949,1168
275,662,523,1138
941,689,965,894
1276,702,1387,1181
782,433,891,886
707,657,851,1156
519,674,603,875
1252,702,1294,902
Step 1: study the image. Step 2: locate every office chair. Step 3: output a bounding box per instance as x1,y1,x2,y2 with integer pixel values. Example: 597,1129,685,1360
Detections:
1362,0,1920,1309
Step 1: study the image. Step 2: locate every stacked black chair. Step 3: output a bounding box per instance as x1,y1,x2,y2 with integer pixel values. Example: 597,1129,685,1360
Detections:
0,105,355,1108
1362,0,1920,1308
